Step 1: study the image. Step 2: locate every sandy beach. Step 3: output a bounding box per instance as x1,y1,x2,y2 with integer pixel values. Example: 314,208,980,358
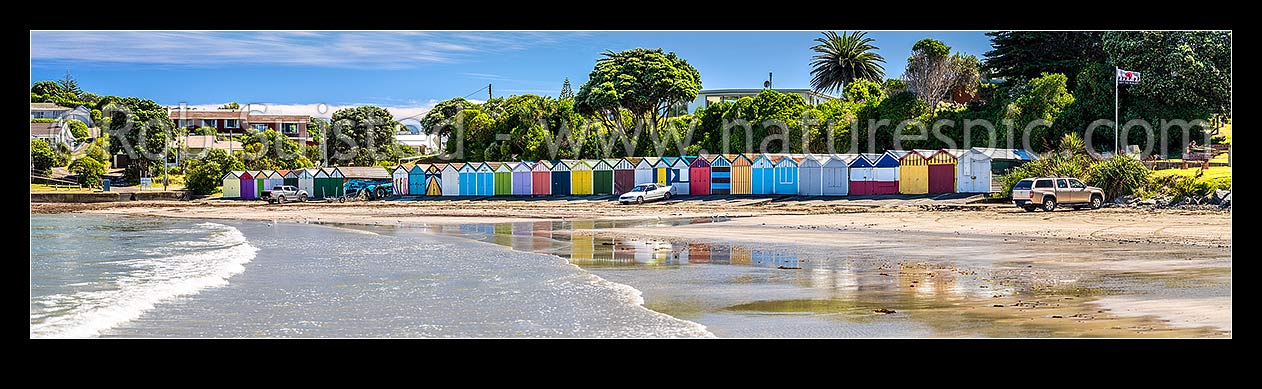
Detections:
35,199,1232,337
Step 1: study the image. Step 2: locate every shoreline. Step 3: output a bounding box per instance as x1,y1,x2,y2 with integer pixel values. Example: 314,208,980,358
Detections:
37,201,1232,337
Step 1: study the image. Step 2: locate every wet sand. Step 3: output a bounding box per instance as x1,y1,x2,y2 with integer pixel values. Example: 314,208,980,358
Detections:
43,200,1231,337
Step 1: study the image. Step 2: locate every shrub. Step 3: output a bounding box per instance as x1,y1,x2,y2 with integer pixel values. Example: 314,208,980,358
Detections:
31,118,58,123
193,126,217,136
85,144,109,164
31,139,57,175
68,157,106,187
998,154,1091,197
185,159,223,195
1087,155,1150,200
67,120,90,142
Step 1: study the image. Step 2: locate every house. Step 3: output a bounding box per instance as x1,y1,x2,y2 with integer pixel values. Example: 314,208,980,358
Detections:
397,133,441,154
168,108,311,143
181,135,243,156
682,89,837,114
30,122,73,148
30,103,72,120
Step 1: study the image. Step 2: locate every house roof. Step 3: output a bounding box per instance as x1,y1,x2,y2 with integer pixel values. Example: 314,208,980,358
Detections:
970,147,1039,160
182,135,243,150
30,122,64,137
168,109,248,120
31,103,71,111
337,166,391,179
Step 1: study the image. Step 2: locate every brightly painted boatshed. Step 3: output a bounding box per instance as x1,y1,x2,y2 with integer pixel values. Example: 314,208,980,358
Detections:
591,159,613,195
773,156,800,195
425,164,443,196
666,157,691,195
511,161,533,195
569,159,593,195
475,162,495,196
314,167,345,199
297,168,316,198
281,170,298,187
609,158,635,194
262,170,284,193
956,148,993,193
493,162,512,196
458,163,476,196
442,163,461,197
822,154,853,196
797,155,824,195
654,158,670,186
239,171,256,199
848,155,875,195
895,150,929,195
689,156,711,195
926,149,959,194
392,165,410,195
221,171,242,198
634,157,658,186
730,154,752,195
409,164,427,195
709,155,731,195
550,160,571,196
750,154,775,195
253,170,267,197
864,152,900,195
531,160,552,195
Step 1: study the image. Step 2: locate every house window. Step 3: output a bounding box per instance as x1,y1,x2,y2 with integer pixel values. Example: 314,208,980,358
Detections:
202,119,217,127
176,119,195,128
281,123,299,135
224,119,239,128
252,124,269,131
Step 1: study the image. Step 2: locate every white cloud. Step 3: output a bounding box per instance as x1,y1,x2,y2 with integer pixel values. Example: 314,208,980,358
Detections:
30,31,580,69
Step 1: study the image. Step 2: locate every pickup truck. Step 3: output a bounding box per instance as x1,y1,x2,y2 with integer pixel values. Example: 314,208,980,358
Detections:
262,185,309,204
1011,177,1105,212
343,179,393,200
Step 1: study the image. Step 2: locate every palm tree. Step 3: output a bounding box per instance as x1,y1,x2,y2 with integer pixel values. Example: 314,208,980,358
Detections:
809,31,887,95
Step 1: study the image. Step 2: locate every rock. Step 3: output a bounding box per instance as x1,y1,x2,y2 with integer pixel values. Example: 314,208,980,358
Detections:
1051,315,1064,319
873,308,896,314
1137,199,1157,206
1213,189,1230,202
1114,195,1134,205
993,304,1005,307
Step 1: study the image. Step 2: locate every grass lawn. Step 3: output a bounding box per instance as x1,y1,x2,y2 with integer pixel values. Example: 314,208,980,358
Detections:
1150,165,1232,180
31,183,94,193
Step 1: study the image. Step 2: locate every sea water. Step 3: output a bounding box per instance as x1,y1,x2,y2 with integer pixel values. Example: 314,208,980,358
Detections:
30,215,710,338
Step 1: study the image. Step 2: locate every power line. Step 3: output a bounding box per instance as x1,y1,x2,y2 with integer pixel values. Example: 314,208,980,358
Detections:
462,85,489,99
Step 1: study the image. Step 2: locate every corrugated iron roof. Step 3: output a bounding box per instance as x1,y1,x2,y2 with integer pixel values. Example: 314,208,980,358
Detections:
337,166,391,179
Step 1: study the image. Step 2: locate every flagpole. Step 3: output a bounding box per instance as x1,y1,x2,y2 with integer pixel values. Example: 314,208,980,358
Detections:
1114,67,1120,155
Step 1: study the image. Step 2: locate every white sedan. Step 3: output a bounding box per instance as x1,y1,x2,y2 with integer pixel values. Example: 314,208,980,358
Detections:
619,183,676,204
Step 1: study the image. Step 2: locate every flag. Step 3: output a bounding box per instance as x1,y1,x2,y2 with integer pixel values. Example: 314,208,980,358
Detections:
1116,69,1142,85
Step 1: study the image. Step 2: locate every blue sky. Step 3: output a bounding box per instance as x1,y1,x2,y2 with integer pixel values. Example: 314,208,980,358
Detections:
30,31,993,119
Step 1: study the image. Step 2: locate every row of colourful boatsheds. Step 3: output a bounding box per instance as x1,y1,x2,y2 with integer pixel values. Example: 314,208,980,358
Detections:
219,147,1037,199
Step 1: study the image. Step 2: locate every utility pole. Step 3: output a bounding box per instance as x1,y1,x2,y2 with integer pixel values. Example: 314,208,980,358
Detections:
488,83,492,100
1114,66,1119,155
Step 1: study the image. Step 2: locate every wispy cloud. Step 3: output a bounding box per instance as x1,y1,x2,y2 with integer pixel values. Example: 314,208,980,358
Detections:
30,31,579,69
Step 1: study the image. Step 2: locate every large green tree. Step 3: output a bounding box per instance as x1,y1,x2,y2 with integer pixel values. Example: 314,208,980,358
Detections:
574,48,701,157
328,106,400,165
100,96,173,183
67,120,90,142
31,139,58,175
236,129,313,170
1102,31,1231,122
1005,73,1075,151
419,97,474,138
809,31,887,95
984,31,1107,88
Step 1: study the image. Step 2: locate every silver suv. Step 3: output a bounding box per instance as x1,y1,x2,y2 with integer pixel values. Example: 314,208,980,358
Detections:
1011,177,1105,212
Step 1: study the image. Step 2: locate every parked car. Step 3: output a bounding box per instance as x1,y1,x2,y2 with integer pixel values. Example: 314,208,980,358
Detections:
619,183,676,205
343,179,393,200
1011,177,1105,212
262,185,309,204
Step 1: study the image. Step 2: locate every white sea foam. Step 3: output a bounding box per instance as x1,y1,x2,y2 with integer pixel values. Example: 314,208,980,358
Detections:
30,222,258,338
